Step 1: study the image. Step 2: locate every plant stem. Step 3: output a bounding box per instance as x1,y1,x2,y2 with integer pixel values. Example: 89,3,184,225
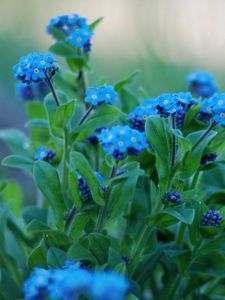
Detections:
176,222,186,247
163,273,183,300
45,76,60,107
65,205,77,229
95,165,117,233
63,128,69,199
171,114,176,167
192,121,216,151
190,170,200,189
78,105,93,126
131,225,151,262
78,70,88,100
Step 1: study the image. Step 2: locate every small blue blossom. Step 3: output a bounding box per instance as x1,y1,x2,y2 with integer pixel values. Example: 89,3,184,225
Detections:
47,14,89,37
201,152,217,165
187,71,217,98
67,28,93,48
16,82,34,101
164,192,182,205
24,266,129,300
13,53,58,84
85,85,118,106
23,268,50,300
201,209,222,226
34,147,56,161
89,271,129,300
127,105,158,131
78,171,105,201
34,147,48,161
98,125,148,161
16,81,49,102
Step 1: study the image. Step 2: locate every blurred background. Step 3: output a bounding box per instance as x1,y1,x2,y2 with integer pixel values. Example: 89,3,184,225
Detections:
1,0,225,200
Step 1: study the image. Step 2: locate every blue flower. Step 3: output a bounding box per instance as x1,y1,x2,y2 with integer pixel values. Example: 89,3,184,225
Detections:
47,14,89,38
98,125,148,161
85,85,118,106
13,53,58,84
201,209,222,226
186,71,217,98
23,268,50,300
164,192,182,205
47,13,93,52
213,107,225,126
34,147,48,160
89,271,129,300
127,105,158,131
48,266,92,300
67,28,93,48
16,82,34,101
34,148,56,161
201,152,217,165
16,81,49,102
78,171,105,201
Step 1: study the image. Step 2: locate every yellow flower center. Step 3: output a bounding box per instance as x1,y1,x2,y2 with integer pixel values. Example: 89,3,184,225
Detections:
220,112,225,118
118,141,124,147
76,37,82,42
143,114,148,120
131,136,137,142
34,68,39,74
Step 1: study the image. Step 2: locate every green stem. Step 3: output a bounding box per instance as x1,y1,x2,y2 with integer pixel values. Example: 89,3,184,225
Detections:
192,121,216,151
95,166,117,233
78,105,93,126
129,225,153,275
45,76,60,107
176,222,186,247
78,70,88,100
62,128,69,199
163,273,183,300
65,205,77,229
171,114,176,167
190,170,200,189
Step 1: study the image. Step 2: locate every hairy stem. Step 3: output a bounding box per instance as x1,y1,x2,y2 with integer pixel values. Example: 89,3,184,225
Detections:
171,114,176,167
192,121,216,151
78,105,93,126
63,128,69,199
45,76,60,107
95,166,117,233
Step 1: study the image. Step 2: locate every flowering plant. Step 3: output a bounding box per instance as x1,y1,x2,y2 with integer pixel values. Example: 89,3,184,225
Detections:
1,12,225,300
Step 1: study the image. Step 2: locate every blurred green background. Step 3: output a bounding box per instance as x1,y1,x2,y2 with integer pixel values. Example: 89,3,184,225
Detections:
1,0,225,200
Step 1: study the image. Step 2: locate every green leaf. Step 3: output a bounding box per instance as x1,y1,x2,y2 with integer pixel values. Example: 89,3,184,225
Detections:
145,117,172,195
33,161,66,227
69,171,82,209
0,269,21,300
44,91,68,137
147,207,195,227
25,119,49,129
115,71,140,91
2,182,22,218
88,233,111,264
89,17,104,30
55,100,75,129
47,247,66,268
73,104,123,134
0,181,7,193
2,155,33,171
0,129,29,155
49,27,66,41
180,130,217,177
70,152,104,205
67,242,98,264
28,239,47,268
49,41,78,58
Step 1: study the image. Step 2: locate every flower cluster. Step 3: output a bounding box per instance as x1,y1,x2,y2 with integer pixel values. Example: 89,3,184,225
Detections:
98,125,148,161
187,71,217,98
16,81,49,102
78,171,104,201
47,13,93,51
201,209,222,226
199,93,225,126
34,147,56,162
164,192,182,205
85,85,118,106
201,152,217,165
13,53,58,84
24,266,129,300
127,105,158,132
